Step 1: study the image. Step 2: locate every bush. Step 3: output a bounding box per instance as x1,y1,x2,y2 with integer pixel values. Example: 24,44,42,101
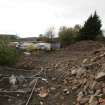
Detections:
59,26,80,46
0,39,19,66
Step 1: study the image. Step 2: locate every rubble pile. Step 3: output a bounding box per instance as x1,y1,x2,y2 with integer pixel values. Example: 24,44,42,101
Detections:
73,49,105,105
43,41,105,105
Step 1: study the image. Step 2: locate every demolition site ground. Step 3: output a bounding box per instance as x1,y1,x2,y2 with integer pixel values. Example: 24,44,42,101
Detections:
1,41,105,105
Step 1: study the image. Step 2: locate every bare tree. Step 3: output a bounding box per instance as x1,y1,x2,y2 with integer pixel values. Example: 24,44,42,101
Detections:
45,27,55,43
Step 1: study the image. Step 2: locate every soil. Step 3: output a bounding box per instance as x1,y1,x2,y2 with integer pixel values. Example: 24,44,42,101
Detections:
0,40,105,105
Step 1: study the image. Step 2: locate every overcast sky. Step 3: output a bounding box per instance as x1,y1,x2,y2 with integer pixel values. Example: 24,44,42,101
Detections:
0,0,105,37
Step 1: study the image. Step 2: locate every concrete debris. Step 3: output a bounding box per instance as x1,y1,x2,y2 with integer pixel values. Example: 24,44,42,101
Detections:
38,87,49,98
95,72,105,81
89,95,98,105
71,69,77,75
79,97,89,104
24,52,31,56
82,58,88,64
63,88,70,95
9,74,17,86
17,75,26,85
77,91,84,102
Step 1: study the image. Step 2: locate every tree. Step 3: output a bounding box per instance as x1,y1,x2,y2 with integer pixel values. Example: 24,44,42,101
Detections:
74,24,81,32
0,34,19,41
79,11,102,40
59,26,79,46
45,27,55,43
37,34,49,42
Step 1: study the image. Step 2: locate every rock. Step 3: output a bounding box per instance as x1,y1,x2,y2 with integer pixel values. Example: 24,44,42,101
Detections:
71,69,77,75
91,81,97,90
40,101,44,105
90,56,97,62
99,98,105,105
72,86,78,90
77,67,86,76
24,52,31,56
77,91,84,102
95,72,105,81
17,75,26,85
83,58,88,63
89,95,98,105
50,87,56,91
94,89,101,96
99,53,105,57
17,94,20,96
63,88,70,95
102,87,105,94
10,85,18,90
54,64,59,68
79,97,89,104
8,98,12,102
51,77,56,81
9,74,17,85
41,78,48,83
38,87,49,98
29,79,36,87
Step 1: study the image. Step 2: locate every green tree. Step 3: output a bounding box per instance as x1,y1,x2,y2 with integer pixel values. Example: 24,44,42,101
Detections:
45,27,55,43
79,11,102,40
37,34,50,42
59,26,79,46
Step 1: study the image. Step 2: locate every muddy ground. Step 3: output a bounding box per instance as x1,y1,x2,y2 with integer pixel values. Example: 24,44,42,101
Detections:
0,41,105,105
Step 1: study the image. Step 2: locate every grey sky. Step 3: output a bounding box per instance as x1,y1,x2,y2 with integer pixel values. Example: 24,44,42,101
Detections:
0,0,105,37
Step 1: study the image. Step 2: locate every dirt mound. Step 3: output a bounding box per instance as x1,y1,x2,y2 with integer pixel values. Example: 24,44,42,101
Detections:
65,40,104,51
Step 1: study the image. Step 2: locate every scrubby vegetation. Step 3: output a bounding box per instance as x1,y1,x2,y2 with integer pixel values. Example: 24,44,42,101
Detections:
0,39,19,66
59,25,80,46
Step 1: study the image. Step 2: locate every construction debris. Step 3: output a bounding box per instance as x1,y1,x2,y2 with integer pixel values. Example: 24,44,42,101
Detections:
1,41,105,105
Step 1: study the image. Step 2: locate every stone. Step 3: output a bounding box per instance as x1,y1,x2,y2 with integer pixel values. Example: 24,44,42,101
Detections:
95,72,105,81
50,87,56,91
29,79,36,87
9,74,17,85
38,87,49,98
8,98,12,102
83,58,88,63
24,52,31,56
71,69,77,75
89,95,98,105
17,75,26,85
79,97,89,104
94,89,101,96
63,88,70,95
40,101,44,105
91,81,97,90
99,98,105,105
51,77,56,81
102,87,105,94
77,91,84,102
77,67,86,76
